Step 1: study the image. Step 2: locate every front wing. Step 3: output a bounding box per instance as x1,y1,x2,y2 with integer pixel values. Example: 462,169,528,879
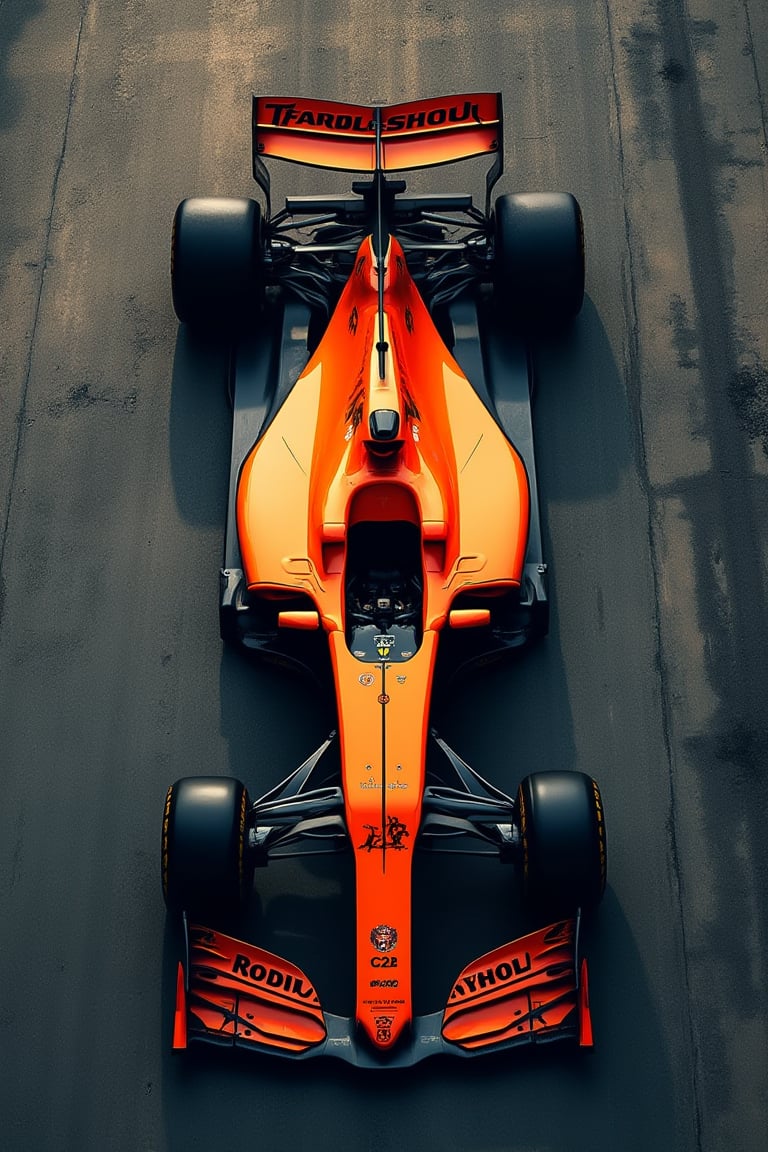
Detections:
173,917,592,1068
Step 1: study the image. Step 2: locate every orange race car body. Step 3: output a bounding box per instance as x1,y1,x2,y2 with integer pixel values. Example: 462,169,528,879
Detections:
163,94,605,1067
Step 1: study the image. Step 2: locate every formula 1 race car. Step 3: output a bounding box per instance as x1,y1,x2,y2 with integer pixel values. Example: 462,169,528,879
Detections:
161,93,606,1067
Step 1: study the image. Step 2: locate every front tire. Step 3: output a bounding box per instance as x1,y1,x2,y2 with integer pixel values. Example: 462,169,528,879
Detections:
493,192,585,327
171,197,263,329
517,771,606,916
161,776,252,918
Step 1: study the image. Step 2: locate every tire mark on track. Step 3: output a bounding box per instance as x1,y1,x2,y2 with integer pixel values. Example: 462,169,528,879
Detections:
626,1,768,1146
0,2,89,629
603,4,702,1149
650,6,768,748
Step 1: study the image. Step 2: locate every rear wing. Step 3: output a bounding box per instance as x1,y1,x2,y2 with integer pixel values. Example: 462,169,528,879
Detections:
252,93,503,216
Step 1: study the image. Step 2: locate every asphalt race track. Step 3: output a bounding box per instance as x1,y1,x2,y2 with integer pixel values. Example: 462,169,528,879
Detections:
1,3,767,1150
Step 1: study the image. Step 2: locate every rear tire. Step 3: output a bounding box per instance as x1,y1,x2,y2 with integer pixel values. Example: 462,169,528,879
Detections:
516,771,606,916
493,192,585,327
171,197,263,329
161,776,252,918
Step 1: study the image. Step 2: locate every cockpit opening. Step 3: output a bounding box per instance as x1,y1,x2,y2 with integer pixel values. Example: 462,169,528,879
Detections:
344,521,423,662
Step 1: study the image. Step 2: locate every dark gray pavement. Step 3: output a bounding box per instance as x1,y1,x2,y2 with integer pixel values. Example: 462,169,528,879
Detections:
1,2,766,1149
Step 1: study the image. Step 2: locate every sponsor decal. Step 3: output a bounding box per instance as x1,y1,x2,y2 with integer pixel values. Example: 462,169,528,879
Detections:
411,423,421,443
263,100,482,132
370,979,399,988
385,100,482,131
358,673,375,687
378,693,390,704
230,955,319,1003
374,634,395,659
370,924,398,953
348,305,358,334
359,816,410,852
374,1014,395,1044
264,102,373,131
370,955,398,968
448,954,533,1001
396,675,407,684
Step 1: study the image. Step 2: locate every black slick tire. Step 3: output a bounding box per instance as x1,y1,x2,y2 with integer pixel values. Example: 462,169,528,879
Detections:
171,197,263,329
161,776,252,918
516,770,606,916
493,192,585,327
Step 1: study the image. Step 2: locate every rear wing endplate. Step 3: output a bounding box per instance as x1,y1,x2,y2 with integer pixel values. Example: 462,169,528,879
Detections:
252,93,503,217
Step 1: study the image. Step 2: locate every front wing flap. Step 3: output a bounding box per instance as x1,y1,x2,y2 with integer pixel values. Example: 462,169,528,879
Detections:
177,925,327,1056
173,917,591,1066
441,919,590,1054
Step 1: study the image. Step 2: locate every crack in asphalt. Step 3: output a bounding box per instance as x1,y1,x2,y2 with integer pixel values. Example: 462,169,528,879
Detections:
0,3,89,632
743,0,768,158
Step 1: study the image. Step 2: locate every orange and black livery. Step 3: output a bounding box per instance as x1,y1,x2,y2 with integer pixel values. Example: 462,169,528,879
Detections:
161,94,605,1067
